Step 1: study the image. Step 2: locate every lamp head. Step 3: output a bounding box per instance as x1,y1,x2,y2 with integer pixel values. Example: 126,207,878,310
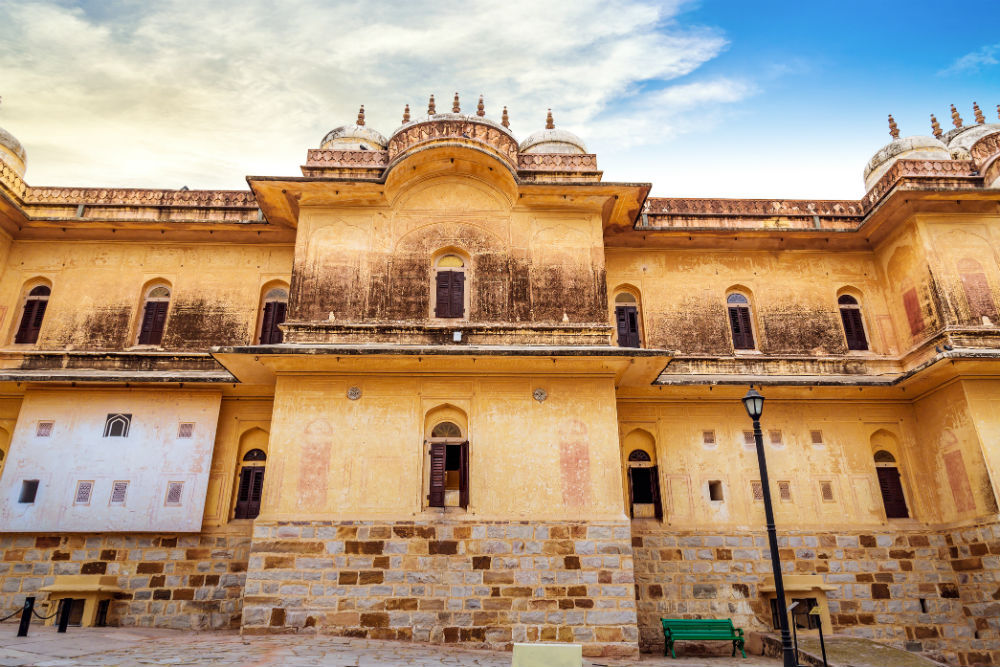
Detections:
742,388,765,420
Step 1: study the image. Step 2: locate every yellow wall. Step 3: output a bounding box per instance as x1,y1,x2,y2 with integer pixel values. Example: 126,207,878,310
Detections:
0,240,292,350
261,373,625,522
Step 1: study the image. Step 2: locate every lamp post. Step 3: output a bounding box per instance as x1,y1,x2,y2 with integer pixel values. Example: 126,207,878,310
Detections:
742,388,796,667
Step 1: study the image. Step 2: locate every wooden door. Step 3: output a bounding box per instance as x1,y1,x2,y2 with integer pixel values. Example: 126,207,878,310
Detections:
138,301,169,345
615,305,640,347
435,271,465,318
729,306,754,349
235,466,265,519
260,301,287,344
841,308,868,350
876,467,908,518
15,298,47,344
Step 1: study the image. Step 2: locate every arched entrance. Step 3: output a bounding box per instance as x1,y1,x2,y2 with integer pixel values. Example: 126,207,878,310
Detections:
874,449,908,519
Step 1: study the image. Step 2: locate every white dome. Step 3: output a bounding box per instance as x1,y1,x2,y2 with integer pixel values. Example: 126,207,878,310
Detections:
0,126,26,177
320,124,388,151
863,135,950,190
519,127,587,154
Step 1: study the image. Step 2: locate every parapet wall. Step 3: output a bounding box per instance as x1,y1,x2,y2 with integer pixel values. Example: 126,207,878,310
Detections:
242,519,639,658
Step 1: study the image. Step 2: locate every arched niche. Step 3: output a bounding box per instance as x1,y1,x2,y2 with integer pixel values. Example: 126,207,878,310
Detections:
423,404,470,510
869,429,909,519
233,427,270,521
384,145,518,209
423,404,468,440
622,428,661,520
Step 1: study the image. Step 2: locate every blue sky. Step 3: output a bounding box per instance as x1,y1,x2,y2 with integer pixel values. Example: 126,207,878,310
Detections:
0,0,997,199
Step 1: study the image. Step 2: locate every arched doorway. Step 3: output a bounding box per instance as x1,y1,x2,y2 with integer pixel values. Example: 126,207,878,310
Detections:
874,449,908,519
623,429,661,520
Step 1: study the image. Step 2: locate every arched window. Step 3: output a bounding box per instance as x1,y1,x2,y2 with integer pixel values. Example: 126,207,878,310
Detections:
623,429,662,521
838,295,869,351
727,293,755,350
137,285,171,346
614,292,641,348
14,285,50,344
433,254,466,319
234,430,268,520
258,287,288,344
427,419,468,509
103,413,131,438
873,449,908,518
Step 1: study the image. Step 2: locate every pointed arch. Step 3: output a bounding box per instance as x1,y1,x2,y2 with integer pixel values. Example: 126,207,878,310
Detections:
621,428,662,521
423,404,469,510
870,429,909,519
836,287,869,350
612,284,643,348
233,427,270,520
257,280,289,344
135,279,172,346
13,278,52,345
725,286,757,350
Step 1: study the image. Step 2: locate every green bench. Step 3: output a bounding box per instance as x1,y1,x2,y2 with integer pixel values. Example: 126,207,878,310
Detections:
661,618,746,659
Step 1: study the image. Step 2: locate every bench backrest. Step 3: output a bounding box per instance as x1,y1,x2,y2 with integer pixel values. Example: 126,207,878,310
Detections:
661,618,737,638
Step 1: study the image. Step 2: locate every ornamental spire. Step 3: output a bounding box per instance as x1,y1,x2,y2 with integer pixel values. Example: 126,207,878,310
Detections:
428,94,436,115
452,92,460,113
356,105,365,126
501,106,510,128
997,104,1000,121
477,95,485,117
950,104,963,128
402,104,410,124
888,114,899,139
546,109,555,130
930,114,942,139
973,102,985,124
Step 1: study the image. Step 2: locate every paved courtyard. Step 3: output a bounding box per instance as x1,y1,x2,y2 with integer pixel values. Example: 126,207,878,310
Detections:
0,625,780,667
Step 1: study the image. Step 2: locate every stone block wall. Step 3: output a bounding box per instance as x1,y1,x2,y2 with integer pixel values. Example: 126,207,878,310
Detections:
0,525,251,630
631,522,1000,667
243,519,638,658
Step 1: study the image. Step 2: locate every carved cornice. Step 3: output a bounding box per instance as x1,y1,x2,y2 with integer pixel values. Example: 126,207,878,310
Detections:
304,149,388,168
0,161,27,201
517,153,599,172
23,187,257,208
861,159,977,212
387,118,518,167
645,198,861,219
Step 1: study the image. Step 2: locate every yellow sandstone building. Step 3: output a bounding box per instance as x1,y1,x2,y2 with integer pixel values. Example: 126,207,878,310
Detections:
1,95,999,665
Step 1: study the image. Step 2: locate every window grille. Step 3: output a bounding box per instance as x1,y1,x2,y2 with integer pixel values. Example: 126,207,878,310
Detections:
110,481,129,504
36,421,54,437
778,481,792,501
810,430,824,445
743,431,755,447
104,414,131,438
165,481,184,506
75,481,93,505
751,481,764,501
702,430,716,446
768,430,783,446
177,422,194,438
820,481,835,502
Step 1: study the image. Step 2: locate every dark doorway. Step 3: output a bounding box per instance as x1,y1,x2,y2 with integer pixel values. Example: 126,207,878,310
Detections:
877,466,909,518
615,305,640,348
235,466,265,519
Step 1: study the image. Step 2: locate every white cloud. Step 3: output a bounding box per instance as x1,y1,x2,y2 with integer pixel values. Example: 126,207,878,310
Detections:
940,43,999,75
0,0,752,189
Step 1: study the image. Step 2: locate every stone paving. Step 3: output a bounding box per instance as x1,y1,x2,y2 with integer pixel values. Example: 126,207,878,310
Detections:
0,625,781,667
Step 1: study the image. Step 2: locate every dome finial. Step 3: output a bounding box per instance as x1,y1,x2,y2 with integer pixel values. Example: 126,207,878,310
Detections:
402,104,410,124
887,114,899,139
546,109,555,130
502,106,510,128
973,102,985,124
452,92,460,113
428,94,436,115
477,95,485,117
950,104,963,128
930,114,942,139
357,105,365,126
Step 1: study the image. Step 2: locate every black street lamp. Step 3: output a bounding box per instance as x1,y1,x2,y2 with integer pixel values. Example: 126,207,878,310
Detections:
742,388,796,667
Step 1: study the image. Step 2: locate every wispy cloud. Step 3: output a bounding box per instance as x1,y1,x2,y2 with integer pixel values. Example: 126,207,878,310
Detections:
940,42,999,75
0,0,752,189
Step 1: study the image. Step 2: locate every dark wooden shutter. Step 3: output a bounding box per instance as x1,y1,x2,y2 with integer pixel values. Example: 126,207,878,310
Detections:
451,272,465,319
729,306,754,349
15,299,46,344
235,467,265,519
841,308,868,350
428,443,446,507
138,301,168,345
458,441,469,509
615,306,640,348
650,465,663,521
260,302,286,344
877,467,909,518
435,272,452,318
627,468,636,518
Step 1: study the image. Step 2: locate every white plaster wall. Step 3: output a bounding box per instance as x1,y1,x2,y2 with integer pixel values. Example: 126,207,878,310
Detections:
0,389,221,532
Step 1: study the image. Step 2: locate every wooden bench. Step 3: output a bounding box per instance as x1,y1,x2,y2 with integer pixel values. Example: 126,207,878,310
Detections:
661,618,746,658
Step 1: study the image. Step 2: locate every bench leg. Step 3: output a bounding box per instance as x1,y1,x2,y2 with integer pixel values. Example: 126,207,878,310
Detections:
734,638,746,658
665,638,675,658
